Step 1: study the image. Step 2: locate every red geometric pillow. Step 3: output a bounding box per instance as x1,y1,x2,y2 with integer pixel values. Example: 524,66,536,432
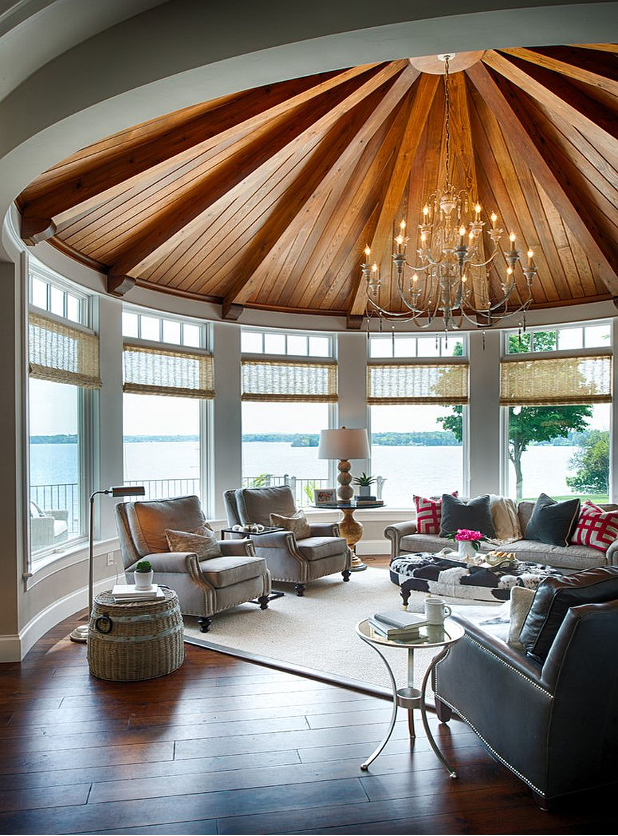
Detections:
570,501,618,552
414,492,458,535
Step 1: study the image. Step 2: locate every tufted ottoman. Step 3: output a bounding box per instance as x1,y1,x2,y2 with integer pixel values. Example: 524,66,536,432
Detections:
390,552,565,604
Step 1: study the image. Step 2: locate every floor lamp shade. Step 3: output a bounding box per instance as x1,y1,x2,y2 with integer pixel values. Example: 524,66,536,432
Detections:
69,484,146,643
318,428,370,501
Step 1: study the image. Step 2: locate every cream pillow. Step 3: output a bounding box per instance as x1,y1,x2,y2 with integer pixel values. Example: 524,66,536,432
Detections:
507,586,536,650
165,527,222,560
270,511,312,540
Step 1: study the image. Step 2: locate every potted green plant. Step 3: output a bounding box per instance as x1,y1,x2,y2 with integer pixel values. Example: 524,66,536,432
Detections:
353,472,377,498
134,559,154,590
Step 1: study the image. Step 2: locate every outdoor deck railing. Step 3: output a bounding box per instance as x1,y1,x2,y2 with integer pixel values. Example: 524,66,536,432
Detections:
30,482,80,533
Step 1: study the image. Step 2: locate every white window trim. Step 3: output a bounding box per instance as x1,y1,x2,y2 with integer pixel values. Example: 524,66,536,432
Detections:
240,325,334,359
122,303,209,349
503,320,612,357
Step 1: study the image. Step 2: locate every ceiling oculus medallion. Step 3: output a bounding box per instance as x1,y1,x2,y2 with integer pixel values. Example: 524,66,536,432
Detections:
15,44,618,326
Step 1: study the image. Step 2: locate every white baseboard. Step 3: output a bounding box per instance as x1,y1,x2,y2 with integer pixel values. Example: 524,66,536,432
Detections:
0,574,117,663
356,539,390,556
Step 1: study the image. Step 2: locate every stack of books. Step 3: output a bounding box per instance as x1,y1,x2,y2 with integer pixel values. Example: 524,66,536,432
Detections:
369,610,427,640
111,584,165,603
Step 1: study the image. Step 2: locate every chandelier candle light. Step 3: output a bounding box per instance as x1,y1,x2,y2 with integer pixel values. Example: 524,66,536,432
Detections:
362,53,538,331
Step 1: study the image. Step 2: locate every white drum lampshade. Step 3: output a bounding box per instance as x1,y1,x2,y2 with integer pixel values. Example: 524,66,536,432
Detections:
318,427,370,501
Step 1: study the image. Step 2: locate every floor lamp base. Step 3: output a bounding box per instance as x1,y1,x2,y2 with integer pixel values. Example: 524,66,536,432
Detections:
69,624,89,643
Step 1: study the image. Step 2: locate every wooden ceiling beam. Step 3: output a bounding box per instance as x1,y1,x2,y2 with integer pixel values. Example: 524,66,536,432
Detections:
107,61,408,282
485,50,617,160
20,215,56,245
20,64,382,222
499,47,618,98
466,62,618,295
106,275,136,297
348,74,440,315
222,67,418,314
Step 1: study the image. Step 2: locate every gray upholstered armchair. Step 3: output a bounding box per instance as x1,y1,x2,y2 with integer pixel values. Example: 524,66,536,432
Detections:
224,486,352,596
115,495,271,632
433,570,618,807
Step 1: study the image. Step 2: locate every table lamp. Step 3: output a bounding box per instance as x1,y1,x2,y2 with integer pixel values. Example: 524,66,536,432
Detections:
318,428,370,501
70,484,145,643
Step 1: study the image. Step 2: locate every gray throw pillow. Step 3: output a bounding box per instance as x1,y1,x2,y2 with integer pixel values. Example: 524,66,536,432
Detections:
524,493,580,547
270,511,312,540
165,527,222,560
439,494,496,538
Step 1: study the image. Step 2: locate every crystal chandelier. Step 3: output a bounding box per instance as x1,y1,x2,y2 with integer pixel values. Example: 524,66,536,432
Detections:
361,53,538,331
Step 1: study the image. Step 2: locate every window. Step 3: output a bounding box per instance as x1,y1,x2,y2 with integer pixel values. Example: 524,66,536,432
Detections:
371,405,464,506
367,353,469,507
369,333,465,359
122,307,205,348
241,328,332,358
122,312,212,503
501,338,612,502
241,334,337,506
27,267,97,563
505,323,610,355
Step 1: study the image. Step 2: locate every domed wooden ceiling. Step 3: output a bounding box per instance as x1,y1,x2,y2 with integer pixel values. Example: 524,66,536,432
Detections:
16,45,618,324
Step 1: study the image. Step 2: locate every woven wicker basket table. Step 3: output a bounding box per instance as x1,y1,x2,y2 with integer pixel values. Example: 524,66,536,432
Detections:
87,588,184,681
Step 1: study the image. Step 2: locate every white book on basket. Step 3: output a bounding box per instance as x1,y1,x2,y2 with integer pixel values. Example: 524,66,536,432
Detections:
373,610,427,630
112,584,164,600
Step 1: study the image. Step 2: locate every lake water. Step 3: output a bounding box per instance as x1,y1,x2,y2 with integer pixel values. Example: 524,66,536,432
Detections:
31,441,587,508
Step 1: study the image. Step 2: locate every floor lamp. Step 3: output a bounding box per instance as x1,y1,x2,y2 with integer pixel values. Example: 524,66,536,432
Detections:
70,485,145,643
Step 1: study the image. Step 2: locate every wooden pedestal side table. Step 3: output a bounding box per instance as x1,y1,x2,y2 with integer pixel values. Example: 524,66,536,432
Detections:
356,617,464,775
87,588,184,681
313,500,384,572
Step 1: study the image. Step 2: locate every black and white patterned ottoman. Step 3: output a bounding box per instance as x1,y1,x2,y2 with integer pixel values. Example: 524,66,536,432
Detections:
390,552,565,604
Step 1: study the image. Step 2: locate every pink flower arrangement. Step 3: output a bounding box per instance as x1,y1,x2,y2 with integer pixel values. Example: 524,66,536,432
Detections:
446,528,487,551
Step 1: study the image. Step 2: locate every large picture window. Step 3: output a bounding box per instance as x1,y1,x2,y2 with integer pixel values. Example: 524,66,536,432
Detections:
121,310,212,502
501,325,612,502
27,265,96,563
240,328,336,506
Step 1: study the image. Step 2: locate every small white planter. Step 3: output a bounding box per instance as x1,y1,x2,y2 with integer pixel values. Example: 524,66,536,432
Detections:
457,541,477,563
134,570,154,589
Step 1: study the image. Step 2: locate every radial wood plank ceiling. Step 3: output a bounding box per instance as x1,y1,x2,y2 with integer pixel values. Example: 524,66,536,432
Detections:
16,45,618,322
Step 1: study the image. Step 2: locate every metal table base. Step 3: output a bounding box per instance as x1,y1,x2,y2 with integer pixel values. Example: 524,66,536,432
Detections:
358,634,458,777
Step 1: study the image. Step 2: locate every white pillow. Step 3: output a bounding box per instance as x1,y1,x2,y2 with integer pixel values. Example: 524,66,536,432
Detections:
507,586,536,650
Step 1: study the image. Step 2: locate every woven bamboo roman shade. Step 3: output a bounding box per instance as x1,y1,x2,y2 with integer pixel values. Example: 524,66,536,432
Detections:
241,358,338,402
29,312,101,389
500,353,612,406
123,343,214,399
367,361,469,405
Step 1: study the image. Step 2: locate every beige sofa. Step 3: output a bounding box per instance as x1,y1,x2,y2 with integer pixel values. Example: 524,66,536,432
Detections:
385,499,618,571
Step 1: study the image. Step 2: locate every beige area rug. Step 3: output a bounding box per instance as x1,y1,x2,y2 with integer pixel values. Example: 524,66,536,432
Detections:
184,568,502,694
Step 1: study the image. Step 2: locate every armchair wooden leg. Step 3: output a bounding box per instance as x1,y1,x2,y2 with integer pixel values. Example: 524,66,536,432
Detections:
435,697,453,723
342,569,351,582
198,617,212,633
294,584,306,597
257,595,270,610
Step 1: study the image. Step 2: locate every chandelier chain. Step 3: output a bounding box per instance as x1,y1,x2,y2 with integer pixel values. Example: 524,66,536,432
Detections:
444,53,451,187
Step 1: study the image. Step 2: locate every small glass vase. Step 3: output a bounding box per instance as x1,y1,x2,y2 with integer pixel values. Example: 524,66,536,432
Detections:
457,540,478,563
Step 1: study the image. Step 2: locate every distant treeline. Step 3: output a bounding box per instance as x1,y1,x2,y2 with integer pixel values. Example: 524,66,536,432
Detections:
31,429,601,447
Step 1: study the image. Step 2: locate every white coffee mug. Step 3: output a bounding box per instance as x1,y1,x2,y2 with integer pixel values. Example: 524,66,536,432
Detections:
425,596,452,626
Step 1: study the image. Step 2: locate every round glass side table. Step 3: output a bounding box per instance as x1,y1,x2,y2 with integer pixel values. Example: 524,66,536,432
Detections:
356,617,465,776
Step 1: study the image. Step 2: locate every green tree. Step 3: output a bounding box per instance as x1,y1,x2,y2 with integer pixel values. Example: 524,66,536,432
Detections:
566,430,609,494
437,331,592,500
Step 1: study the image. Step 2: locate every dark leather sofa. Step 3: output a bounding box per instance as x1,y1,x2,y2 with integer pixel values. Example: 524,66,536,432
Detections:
433,571,618,807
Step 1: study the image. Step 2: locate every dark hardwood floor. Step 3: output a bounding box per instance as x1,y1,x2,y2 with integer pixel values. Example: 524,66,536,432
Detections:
0,577,614,835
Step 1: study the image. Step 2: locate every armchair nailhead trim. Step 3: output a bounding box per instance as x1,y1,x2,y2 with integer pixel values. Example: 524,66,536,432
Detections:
433,686,546,797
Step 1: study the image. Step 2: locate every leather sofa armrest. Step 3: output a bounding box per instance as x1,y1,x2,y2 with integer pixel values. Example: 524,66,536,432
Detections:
451,613,545,687
219,538,255,557
134,552,197,573
384,520,417,559
309,523,340,537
